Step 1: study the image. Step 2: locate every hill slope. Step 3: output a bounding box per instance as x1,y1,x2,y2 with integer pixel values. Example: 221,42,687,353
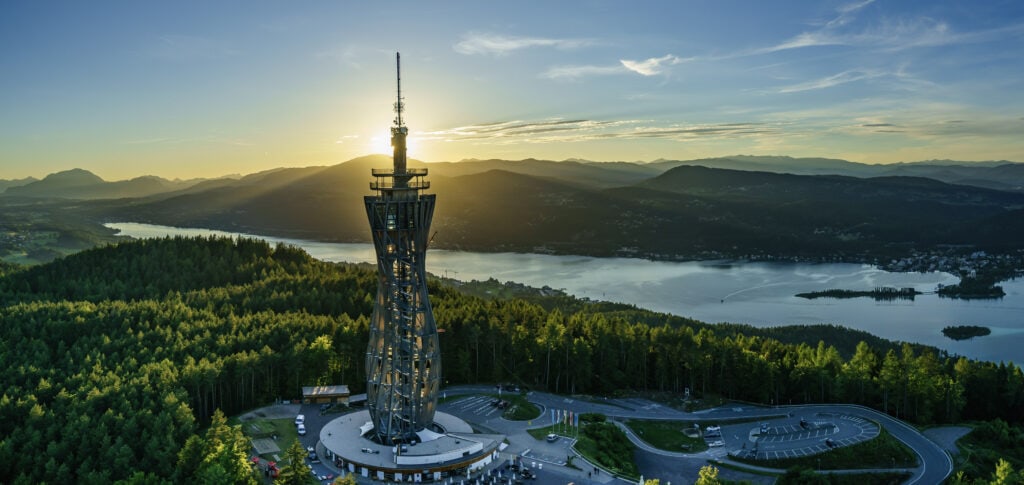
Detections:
88,159,1024,260
1,236,1021,483
3,169,209,199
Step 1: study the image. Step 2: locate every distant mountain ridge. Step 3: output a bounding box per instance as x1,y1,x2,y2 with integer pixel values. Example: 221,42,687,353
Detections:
8,155,1023,200
637,155,1024,191
0,176,38,192
85,155,1024,261
2,169,225,200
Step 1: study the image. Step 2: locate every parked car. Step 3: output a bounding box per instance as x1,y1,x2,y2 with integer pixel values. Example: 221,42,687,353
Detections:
295,414,305,426
546,434,558,443
297,423,307,436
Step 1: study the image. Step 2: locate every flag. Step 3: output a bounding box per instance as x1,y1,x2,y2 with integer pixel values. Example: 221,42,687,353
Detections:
550,409,555,425
574,412,579,427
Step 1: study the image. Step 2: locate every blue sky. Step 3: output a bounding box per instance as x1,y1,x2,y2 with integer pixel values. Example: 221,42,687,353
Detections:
2,0,1023,180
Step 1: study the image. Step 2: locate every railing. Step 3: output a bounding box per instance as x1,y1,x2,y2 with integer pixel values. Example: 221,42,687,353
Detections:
370,180,430,190
371,168,429,176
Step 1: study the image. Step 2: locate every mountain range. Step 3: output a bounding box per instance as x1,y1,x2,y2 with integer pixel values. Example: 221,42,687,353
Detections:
63,155,1024,261
0,168,217,200
5,155,1023,201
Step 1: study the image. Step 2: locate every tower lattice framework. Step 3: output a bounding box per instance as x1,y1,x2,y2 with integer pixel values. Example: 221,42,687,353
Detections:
364,52,440,445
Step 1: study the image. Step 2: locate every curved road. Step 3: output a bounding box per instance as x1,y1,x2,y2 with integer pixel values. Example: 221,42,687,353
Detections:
442,386,952,484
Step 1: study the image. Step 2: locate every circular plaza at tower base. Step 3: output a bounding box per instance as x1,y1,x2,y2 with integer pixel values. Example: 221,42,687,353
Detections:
320,410,505,482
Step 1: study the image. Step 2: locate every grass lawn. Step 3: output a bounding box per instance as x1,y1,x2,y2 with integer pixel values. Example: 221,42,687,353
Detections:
573,422,639,480
624,419,709,452
501,394,541,421
238,417,299,461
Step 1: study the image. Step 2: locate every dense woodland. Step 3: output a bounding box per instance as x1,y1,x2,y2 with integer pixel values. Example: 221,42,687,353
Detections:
0,236,1022,483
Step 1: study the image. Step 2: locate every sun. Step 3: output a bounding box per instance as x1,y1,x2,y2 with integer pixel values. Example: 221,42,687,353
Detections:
370,134,419,157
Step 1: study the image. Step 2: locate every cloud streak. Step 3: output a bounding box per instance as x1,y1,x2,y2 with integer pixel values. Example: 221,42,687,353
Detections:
742,4,1021,56
776,69,885,93
541,64,626,80
620,54,686,76
542,54,689,80
454,32,591,55
419,118,780,145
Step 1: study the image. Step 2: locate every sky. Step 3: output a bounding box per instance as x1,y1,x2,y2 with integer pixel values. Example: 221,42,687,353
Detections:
2,0,1023,180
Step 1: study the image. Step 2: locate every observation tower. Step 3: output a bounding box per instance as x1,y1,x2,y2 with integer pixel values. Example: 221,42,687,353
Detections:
320,54,501,482
364,52,441,445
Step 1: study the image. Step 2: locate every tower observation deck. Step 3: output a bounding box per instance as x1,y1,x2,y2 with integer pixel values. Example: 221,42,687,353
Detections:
364,52,440,445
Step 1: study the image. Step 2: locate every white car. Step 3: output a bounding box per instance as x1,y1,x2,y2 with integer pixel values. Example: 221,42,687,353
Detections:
297,423,307,436
708,440,725,447
295,414,305,426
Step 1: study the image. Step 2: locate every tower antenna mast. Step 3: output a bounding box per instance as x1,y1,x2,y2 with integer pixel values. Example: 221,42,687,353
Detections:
395,52,404,128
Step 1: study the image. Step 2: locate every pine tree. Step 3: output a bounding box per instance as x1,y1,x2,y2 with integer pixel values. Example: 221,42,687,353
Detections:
276,439,313,485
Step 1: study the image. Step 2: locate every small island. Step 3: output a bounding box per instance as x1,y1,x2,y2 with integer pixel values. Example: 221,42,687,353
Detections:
937,277,1006,300
942,325,992,341
796,287,920,301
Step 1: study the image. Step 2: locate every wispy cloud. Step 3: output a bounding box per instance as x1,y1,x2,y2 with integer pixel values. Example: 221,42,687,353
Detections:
825,0,876,28
418,118,780,145
542,54,689,80
742,3,1011,56
454,32,591,56
620,54,687,76
776,69,885,93
541,64,627,80
762,16,1023,58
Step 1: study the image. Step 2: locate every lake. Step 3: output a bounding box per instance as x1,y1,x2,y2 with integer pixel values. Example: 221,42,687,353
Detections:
105,222,1023,364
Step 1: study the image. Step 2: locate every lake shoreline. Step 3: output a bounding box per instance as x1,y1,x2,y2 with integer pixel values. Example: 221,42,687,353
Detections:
104,222,1022,365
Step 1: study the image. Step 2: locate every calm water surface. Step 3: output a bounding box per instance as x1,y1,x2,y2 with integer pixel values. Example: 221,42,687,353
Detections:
106,223,1023,364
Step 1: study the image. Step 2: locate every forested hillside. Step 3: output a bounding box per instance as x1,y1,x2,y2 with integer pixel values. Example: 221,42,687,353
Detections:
87,158,1024,261
0,237,1021,483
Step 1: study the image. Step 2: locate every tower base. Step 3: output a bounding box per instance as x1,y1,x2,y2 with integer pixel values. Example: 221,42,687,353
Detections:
320,411,504,482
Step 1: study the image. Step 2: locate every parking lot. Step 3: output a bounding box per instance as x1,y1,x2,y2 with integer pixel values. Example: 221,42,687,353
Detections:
447,395,511,418
726,413,880,461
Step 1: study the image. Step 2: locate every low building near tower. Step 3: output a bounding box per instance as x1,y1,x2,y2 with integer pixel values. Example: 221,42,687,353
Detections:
302,385,351,405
